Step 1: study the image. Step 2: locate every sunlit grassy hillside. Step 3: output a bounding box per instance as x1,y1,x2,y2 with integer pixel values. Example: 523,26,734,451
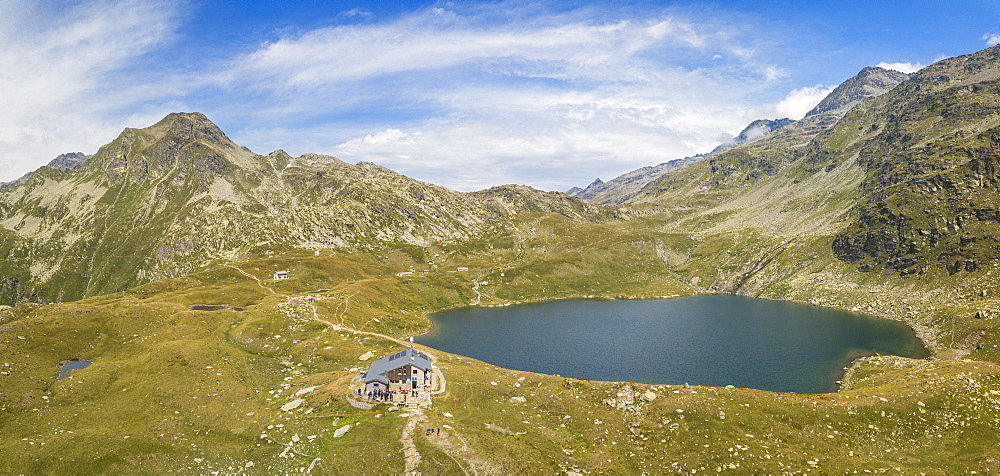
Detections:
2,213,1000,473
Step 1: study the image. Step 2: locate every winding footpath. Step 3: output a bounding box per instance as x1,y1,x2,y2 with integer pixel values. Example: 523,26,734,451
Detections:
226,264,449,474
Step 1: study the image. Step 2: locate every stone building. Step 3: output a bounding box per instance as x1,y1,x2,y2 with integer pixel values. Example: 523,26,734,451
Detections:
363,348,432,394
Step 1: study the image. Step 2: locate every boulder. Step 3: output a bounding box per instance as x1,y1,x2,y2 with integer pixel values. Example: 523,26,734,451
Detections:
616,385,636,405
294,385,319,397
333,424,352,438
280,398,304,412
640,391,657,402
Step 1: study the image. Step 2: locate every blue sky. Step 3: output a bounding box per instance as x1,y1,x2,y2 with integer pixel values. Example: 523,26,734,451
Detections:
1,1,998,191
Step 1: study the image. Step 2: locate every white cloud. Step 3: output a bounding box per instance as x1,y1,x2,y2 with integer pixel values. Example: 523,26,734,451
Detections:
0,1,179,181
213,5,786,190
876,61,923,74
739,83,836,125
776,85,835,119
0,2,813,192
338,129,422,149
984,33,1000,47
217,6,779,95
324,84,745,191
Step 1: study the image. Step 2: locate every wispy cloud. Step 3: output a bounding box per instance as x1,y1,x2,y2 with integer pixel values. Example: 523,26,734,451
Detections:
340,8,374,19
0,2,828,192
213,4,786,190
984,32,1000,47
0,0,180,181
876,61,923,74
223,12,730,90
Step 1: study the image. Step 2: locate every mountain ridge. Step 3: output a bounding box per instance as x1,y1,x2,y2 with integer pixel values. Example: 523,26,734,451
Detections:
567,66,908,205
0,113,611,305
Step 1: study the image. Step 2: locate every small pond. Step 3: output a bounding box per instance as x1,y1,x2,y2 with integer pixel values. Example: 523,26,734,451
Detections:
417,296,929,393
56,360,93,380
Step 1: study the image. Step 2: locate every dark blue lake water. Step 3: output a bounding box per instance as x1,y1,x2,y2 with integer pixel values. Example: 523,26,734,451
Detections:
417,296,928,393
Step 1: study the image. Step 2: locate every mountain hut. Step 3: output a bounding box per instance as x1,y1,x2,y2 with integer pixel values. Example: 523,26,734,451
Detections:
363,348,432,394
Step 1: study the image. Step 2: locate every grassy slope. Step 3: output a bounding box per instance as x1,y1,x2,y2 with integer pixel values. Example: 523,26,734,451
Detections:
1,214,999,473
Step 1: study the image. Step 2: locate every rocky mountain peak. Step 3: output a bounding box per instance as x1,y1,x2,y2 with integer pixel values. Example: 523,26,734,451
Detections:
0,152,92,190
46,152,91,172
84,112,266,184
709,118,795,156
804,66,909,118
141,112,238,150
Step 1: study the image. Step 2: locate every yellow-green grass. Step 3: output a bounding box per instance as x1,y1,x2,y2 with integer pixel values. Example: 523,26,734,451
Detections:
2,213,1000,472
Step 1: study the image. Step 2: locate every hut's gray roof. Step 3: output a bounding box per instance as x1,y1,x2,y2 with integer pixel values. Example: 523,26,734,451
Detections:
364,348,432,385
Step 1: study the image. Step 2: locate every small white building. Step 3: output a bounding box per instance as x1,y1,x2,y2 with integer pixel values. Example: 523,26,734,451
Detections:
457,267,468,272
274,271,289,280
396,271,414,277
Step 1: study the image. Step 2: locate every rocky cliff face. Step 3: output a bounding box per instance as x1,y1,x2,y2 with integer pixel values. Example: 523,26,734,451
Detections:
622,46,999,278
0,113,610,305
831,47,1000,274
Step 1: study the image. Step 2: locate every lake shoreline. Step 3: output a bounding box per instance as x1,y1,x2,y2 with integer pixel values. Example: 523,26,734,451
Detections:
416,295,927,394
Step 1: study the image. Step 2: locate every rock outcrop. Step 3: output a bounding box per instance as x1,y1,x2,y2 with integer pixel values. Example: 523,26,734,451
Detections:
831,46,1000,274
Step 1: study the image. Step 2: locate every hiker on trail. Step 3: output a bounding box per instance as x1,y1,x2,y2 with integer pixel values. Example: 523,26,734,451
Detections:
437,428,440,436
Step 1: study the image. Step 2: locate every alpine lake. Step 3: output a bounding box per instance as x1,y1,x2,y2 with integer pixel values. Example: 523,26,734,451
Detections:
417,295,929,393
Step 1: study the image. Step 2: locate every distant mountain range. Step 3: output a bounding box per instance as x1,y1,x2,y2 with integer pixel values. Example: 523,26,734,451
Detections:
567,66,909,204
0,152,91,190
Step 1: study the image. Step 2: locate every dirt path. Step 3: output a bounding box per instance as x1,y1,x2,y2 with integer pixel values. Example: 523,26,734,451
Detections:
430,365,447,395
470,280,482,306
227,264,456,473
400,409,426,474
225,265,278,295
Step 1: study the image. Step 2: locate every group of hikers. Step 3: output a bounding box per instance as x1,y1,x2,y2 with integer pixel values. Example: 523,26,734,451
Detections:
362,388,398,401
359,387,420,402
425,428,441,436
